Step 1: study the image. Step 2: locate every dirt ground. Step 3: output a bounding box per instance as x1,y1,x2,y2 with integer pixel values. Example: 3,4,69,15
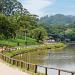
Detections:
0,60,30,75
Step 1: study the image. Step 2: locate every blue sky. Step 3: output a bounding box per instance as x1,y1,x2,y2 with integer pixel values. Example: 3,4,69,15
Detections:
19,0,75,17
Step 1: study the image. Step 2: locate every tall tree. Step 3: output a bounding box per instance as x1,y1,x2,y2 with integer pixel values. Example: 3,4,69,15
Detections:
0,13,14,39
30,27,48,42
0,0,29,16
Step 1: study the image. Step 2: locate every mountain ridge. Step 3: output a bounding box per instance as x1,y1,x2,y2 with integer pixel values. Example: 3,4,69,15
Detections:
39,14,75,25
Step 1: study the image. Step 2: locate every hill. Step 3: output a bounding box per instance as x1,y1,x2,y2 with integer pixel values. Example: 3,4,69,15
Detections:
39,14,75,25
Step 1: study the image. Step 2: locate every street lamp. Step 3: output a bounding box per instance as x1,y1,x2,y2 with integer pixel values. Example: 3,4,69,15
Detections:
24,29,28,47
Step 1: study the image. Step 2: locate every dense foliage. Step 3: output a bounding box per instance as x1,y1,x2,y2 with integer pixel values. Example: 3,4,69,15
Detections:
1,0,75,43
39,14,75,41
0,0,48,44
39,14,75,25
0,0,29,16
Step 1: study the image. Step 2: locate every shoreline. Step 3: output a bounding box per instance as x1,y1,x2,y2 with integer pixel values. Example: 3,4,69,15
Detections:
3,43,65,57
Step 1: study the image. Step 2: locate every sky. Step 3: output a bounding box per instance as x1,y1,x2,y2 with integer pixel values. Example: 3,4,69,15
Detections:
19,0,75,17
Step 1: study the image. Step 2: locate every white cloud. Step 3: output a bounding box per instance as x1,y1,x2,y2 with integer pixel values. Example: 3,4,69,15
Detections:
20,0,55,17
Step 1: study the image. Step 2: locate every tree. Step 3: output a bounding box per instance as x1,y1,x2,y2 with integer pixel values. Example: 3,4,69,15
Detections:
0,0,29,16
65,28,75,40
0,13,14,39
30,27,48,42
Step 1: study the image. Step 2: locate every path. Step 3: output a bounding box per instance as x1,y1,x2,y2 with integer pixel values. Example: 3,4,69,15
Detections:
0,60,30,75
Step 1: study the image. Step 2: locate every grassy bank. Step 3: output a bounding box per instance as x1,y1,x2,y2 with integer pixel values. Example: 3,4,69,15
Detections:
3,43,65,57
0,37,38,47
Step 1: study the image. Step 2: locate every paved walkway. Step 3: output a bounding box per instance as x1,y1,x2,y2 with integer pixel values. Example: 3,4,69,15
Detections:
0,60,30,75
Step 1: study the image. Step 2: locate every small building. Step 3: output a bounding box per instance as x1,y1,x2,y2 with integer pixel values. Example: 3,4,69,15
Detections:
44,39,55,44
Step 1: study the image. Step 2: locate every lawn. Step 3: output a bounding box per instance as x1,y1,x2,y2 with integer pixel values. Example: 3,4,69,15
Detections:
3,43,65,57
0,37,38,47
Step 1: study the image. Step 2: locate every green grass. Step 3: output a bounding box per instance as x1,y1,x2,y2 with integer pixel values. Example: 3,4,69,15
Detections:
0,37,38,47
3,43,65,57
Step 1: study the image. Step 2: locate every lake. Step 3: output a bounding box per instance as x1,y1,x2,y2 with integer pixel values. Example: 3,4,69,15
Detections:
14,44,75,75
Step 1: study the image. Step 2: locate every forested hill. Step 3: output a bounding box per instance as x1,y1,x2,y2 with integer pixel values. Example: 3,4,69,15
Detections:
39,14,75,25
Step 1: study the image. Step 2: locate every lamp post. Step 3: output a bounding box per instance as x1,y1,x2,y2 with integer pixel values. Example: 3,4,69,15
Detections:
24,29,27,47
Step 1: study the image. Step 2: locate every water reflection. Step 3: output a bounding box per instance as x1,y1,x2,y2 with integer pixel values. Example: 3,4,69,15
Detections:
14,44,75,75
